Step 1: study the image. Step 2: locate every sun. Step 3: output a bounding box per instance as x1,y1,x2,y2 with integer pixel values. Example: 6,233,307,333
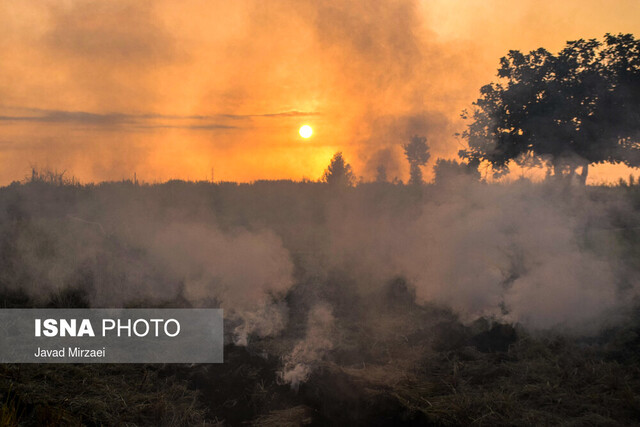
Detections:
299,125,313,138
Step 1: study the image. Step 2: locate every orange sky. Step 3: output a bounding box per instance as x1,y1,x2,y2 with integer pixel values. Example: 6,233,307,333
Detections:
1,0,639,184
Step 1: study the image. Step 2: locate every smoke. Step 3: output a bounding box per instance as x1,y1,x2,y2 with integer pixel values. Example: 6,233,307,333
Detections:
319,179,635,333
405,183,622,331
0,184,295,343
149,223,294,344
1,174,639,389
278,303,334,391
0,0,486,183
282,0,471,180
1,1,637,183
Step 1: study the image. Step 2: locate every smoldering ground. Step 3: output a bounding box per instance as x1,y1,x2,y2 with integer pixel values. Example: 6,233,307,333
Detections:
1,172,639,391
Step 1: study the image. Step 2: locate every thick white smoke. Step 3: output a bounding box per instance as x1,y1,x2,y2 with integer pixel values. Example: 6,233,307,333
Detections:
149,223,294,344
4,193,295,344
322,180,634,333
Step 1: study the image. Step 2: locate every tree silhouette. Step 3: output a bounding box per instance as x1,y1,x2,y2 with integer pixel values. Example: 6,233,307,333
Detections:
375,164,388,183
322,152,355,187
433,158,480,185
403,135,430,185
460,33,640,183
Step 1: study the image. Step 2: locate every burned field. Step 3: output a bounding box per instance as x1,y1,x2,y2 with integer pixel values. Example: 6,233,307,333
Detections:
1,177,640,425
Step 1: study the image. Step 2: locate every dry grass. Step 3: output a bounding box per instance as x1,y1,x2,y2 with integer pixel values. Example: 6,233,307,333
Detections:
1,320,640,425
250,405,314,426
1,385,22,427
378,336,640,426
0,364,211,426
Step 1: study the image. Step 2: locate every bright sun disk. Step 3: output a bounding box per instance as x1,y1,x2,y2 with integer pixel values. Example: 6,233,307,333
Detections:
299,125,313,138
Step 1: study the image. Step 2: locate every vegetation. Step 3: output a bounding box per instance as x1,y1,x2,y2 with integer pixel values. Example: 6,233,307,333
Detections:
433,158,481,185
0,174,640,425
0,364,209,426
403,135,431,185
461,33,640,182
322,152,355,187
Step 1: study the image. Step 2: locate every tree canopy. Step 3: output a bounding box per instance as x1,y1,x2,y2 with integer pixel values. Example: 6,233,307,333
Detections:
433,159,480,185
460,33,640,183
404,135,431,185
322,152,355,187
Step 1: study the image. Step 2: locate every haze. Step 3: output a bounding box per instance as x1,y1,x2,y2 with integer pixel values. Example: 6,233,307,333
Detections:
1,0,639,184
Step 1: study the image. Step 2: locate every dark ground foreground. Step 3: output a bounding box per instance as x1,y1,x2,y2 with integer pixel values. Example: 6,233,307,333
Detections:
1,178,640,425
2,297,640,426
2,325,640,425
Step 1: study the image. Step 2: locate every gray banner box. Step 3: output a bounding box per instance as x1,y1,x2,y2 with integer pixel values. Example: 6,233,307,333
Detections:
0,309,223,363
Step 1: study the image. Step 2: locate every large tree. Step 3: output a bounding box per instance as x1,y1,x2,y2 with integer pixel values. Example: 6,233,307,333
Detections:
460,33,640,183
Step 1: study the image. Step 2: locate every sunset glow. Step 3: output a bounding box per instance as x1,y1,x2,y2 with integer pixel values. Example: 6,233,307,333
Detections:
1,1,639,184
